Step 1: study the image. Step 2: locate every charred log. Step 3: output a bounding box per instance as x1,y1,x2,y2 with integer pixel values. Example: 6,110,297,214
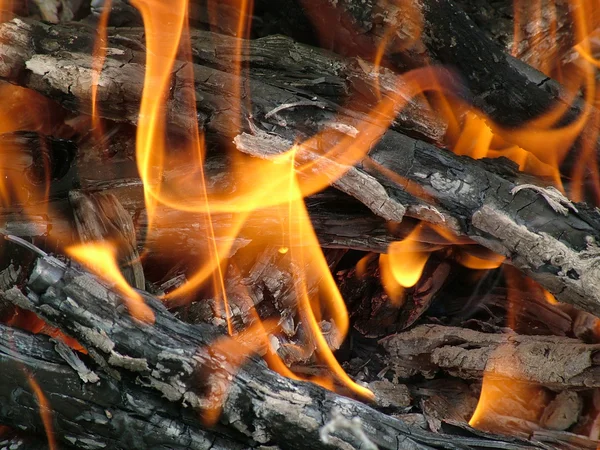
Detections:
0,247,550,450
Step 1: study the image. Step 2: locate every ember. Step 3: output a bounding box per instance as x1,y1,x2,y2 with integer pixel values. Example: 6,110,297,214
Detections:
0,0,600,449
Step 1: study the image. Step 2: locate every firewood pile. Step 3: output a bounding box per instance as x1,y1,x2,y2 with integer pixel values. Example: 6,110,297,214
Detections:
1,0,600,449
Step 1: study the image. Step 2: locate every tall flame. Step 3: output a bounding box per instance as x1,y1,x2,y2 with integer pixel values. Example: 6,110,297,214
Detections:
27,371,57,450
125,0,450,405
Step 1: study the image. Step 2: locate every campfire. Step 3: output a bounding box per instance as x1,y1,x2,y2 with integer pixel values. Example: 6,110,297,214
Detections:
1,0,600,448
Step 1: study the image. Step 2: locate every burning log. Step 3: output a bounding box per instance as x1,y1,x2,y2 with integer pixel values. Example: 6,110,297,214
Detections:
452,0,600,72
1,0,600,447
303,0,594,128
69,190,145,289
0,245,549,450
302,0,600,201
238,130,600,317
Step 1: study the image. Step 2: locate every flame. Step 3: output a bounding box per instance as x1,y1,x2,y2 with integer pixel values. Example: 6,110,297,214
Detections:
469,373,548,432
201,318,298,425
455,251,505,270
379,223,505,304
0,0,13,22
543,291,559,305
90,0,112,138
126,0,449,406
12,0,600,430
381,225,432,302
66,242,155,323
26,372,57,450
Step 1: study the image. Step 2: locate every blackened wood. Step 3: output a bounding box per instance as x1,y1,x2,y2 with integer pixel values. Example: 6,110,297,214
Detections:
1,251,549,450
305,0,587,129
451,0,600,73
238,130,600,317
304,0,600,193
445,287,573,338
29,0,90,23
0,434,64,450
69,190,145,289
0,323,248,450
0,131,76,202
0,17,445,142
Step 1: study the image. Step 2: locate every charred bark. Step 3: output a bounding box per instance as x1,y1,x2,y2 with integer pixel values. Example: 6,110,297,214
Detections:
0,323,248,450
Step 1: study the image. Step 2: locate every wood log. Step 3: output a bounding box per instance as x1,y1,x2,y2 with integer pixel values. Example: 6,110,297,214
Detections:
69,190,145,289
303,0,592,128
237,130,600,317
381,324,600,389
452,0,600,73
0,130,76,203
303,0,600,195
0,247,550,450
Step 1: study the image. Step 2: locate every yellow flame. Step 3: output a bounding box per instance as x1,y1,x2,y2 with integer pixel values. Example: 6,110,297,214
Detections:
379,225,434,305
66,243,154,323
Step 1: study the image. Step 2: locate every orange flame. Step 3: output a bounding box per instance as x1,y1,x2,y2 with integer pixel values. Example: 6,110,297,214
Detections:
469,373,548,432
7,308,85,352
90,0,112,138
455,251,505,271
66,242,155,323
379,225,432,306
82,0,600,429
26,372,57,450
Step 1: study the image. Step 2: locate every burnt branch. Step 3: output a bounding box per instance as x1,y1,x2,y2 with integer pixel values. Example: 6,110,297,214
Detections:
0,323,248,450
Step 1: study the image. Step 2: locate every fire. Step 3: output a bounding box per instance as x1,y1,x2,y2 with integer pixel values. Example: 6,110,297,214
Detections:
90,0,112,139
0,0,599,435
379,225,433,306
469,373,549,433
26,371,57,450
125,0,447,405
466,0,600,429
66,242,155,323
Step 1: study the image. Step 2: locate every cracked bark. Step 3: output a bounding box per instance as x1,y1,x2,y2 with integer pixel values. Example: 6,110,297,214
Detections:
237,129,600,317
303,0,600,192
0,323,249,450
